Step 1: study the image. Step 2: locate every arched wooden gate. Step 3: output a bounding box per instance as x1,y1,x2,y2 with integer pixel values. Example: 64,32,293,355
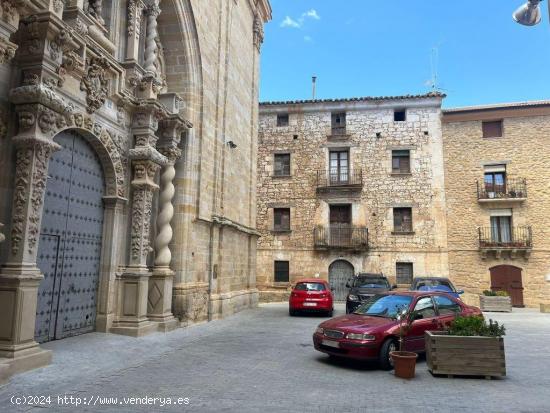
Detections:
490,265,524,307
35,131,105,343
329,260,354,301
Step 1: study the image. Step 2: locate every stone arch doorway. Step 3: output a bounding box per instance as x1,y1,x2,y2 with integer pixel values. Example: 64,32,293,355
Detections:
35,130,106,343
329,260,354,301
490,265,524,307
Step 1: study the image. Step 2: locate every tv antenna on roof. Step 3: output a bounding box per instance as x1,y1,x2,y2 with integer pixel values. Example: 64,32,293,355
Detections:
425,45,448,93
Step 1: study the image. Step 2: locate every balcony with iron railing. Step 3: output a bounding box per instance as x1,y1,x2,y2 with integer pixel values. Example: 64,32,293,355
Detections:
316,169,363,192
313,225,369,251
478,226,532,259
477,178,527,203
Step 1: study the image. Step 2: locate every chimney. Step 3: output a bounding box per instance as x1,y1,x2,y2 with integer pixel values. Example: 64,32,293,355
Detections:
312,76,317,100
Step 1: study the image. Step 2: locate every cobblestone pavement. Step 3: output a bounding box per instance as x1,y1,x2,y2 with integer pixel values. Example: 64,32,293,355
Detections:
1,304,549,413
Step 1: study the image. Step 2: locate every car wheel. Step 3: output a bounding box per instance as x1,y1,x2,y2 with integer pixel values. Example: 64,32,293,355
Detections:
379,338,398,370
289,309,296,316
326,310,333,317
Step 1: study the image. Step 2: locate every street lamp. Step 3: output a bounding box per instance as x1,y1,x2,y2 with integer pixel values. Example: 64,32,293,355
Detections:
513,0,548,26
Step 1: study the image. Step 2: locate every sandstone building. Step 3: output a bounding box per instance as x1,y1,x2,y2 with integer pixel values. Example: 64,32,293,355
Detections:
257,94,449,302
0,0,271,381
443,101,550,308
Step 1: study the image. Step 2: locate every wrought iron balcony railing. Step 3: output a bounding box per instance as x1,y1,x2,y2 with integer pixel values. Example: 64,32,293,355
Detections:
478,226,532,249
477,178,527,200
313,225,368,250
316,169,362,189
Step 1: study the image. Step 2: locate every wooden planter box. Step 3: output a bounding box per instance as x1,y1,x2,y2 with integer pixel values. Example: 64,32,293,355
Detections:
479,295,512,312
426,331,506,379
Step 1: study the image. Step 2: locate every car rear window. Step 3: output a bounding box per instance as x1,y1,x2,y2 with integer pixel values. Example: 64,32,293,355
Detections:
354,277,389,288
414,279,454,291
295,282,326,292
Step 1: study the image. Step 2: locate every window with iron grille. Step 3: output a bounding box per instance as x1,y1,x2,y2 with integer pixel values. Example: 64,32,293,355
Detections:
392,150,411,174
273,153,291,176
482,120,503,138
277,114,289,127
396,262,413,284
393,207,413,233
274,260,289,282
394,109,406,122
273,208,291,231
331,112,346,135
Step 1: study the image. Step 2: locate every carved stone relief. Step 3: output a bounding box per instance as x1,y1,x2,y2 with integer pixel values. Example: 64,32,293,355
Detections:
80,56,110,114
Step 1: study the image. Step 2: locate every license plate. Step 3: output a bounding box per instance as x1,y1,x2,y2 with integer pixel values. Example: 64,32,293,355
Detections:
322,339,340,348
303,302,317,307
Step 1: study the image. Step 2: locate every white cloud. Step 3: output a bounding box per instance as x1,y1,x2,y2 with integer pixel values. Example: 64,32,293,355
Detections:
304,9,320,20
281,16,301,28
304,35,313,42
280,9,321,29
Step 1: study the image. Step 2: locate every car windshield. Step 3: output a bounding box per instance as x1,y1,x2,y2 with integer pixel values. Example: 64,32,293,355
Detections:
353,295,412,318
414,279,455,292
295,282,326,292
353,277,388,288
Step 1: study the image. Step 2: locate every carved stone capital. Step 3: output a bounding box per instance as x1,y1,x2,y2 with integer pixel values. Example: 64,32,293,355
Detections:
129,145,167,166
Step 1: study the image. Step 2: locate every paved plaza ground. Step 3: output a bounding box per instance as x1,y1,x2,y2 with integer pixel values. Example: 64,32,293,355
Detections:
0,303,549,412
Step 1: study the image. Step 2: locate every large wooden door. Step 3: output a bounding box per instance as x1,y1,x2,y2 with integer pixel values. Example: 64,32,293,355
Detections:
490,265,524,307
35,131,105,343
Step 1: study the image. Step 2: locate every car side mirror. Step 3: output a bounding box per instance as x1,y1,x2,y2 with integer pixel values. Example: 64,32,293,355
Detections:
457,290,464,295
391,284,398,290
345,283,350,288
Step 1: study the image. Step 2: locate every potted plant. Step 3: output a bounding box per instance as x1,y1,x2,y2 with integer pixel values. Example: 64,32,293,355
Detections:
426,316,506,379
480,290,512,312
390,308,418,379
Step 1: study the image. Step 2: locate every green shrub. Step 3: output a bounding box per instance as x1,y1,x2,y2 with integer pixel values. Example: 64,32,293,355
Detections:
447,316,506,337
482,290,509,297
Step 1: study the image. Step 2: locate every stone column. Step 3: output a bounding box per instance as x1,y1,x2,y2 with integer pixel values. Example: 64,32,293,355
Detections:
148,115,187,331
143,1,160,74
126,0,145,61
95,196,127,333
0,137,59,379
111,103,167,337
138,1,161,99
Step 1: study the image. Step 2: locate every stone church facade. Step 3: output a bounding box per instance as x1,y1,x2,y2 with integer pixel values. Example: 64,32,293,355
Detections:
0,0,271,381
256,94,449,302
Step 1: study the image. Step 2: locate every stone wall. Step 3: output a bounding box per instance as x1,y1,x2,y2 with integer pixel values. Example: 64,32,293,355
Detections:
257,95,448,300
167,0,269,322
443,109,550,307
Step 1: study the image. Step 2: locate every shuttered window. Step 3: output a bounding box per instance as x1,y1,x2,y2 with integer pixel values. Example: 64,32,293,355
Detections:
274,261,290,282
392,150,411,174
274,154,291,176
277,114,289,127
482,120,503,138
273,208,291,231
393,207,413,232
396,262,413,284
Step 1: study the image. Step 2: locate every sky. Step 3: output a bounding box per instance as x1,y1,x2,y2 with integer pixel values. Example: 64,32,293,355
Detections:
259,0,550,108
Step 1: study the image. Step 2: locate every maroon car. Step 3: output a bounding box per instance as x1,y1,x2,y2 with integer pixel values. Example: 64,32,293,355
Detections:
313,291,482,369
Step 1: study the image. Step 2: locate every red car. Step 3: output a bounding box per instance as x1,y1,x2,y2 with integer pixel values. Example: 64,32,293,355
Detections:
313,291,482,369
289,279,334,317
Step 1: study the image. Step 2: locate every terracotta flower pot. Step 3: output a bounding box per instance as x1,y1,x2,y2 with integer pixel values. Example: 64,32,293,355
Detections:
390,351,418,379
